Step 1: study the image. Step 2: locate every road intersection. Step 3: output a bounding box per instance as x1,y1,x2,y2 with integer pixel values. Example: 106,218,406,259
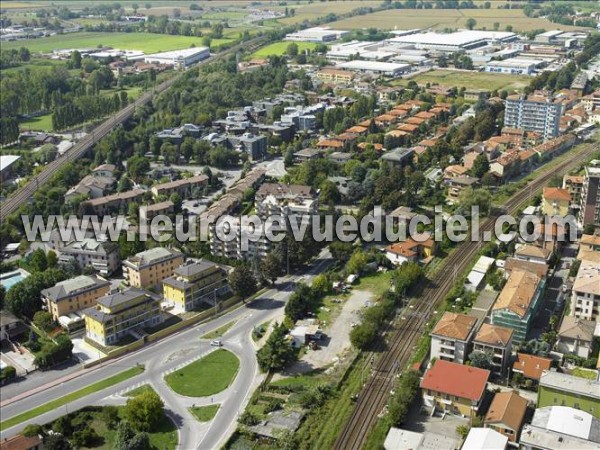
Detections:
0,249,332,449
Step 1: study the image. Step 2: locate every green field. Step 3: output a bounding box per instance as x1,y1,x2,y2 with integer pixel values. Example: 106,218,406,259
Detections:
2,32,208,54
190,404,220,422
164,349,239,397
328,8,587,32
397,69,531,92
252,41,318,58
0,366,144,431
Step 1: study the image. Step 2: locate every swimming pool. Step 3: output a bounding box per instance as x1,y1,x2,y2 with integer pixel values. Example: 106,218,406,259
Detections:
0,271,27,291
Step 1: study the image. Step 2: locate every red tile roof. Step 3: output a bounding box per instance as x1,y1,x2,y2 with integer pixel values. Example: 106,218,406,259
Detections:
512,353,552,380
421,359,490,401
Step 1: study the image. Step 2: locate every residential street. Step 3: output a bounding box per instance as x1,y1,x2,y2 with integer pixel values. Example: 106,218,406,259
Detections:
0,249,332,449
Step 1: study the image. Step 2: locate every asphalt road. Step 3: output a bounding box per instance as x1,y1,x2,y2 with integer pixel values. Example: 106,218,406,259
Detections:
0,249,332,449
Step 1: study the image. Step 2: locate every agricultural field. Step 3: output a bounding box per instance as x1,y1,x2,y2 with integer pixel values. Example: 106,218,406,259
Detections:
273,1,382,25
397,69,532,92
327,8,587,32
252,40,319,58
1,32,208,53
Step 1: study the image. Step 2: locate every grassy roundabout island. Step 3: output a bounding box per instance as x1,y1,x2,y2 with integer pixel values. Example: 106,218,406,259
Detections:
165,349,240,397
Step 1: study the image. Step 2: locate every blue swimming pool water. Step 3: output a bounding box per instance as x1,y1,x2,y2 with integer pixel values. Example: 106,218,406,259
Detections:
0,273,25,291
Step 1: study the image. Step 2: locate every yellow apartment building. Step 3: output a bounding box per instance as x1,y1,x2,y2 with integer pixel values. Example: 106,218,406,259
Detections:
122,247,184,289
163,260,229,312
41,275,111,323
542,187,571,216
83,287,162,346
421,359,490,417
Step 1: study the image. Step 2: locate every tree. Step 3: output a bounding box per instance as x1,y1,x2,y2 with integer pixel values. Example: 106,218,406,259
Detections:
350,321,377,350
71,428,98,447
33,311,54,332
466,17,477,30
471,153,490,178
286,43,299,57
115,421,136,450
468,349,493,369
347,250,368,274
229,265,257,299
70,50,82,69
256,322,295,371
169,192,182,213
261,252,282,284
458,187,492,216
311,274,330,297
29,248,48,272
493,21,500,31
47,250,58,268
132,3,139,13
126,155,150,180
43,433,71,450
123,390,164,432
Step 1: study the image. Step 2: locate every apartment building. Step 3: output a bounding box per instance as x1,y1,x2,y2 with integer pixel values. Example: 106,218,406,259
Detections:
570,259,600,321
211,183,318,261
59,238,120,276
429,312,477,364
150,174,208,199
316,67,355,84
122,247,184,289
83,287,162,346
255,183,318,218
420,359,490,417
504,94,561,141
542,187,571,216
81,189,145,216
472,323,514,378
579,165,600,228
491,270,544,342
41,275,111,322
538,371,600,419
562,174,584,204
163,260,229,312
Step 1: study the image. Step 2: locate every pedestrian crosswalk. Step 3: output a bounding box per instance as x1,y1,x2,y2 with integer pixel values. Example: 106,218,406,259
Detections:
161,348,217,377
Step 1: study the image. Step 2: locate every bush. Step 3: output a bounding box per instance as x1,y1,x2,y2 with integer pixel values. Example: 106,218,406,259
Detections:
102,405,120,429
71,427,98,447
350,321,377,350
33,311,54,332
0,365,17,382
22,423,44,437
239,410,260,426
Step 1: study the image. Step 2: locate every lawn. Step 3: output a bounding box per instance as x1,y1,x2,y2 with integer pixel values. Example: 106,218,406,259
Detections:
252,41,318,58
397,69,531,92
327,8,586,32
201,320,237,340
355,270,395,298
77,407,177,450
19,113,53,132
0,366,144,431
2,32,208,54
189,404,220,422
571,367,597,380
164,349,239,397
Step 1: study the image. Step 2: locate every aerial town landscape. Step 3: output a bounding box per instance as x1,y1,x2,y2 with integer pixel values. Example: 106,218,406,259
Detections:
0,1,600,449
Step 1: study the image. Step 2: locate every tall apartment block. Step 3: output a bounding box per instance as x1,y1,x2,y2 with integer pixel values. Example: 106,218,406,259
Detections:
504,94,561,141
579,165,600,229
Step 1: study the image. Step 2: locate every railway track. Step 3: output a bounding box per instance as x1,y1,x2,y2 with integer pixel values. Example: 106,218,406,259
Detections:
0,37,266,222
333,140,597,450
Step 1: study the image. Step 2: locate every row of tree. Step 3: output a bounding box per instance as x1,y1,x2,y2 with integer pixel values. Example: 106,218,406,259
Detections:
52,91,128,131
